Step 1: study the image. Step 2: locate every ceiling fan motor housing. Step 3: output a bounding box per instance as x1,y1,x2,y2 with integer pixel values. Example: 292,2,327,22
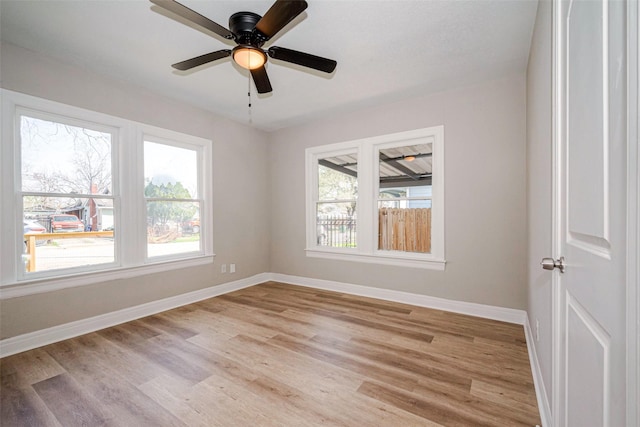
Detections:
229,11,265,46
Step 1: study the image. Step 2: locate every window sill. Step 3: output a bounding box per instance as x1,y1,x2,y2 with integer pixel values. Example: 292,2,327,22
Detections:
0,255,215,299
305,248,446,270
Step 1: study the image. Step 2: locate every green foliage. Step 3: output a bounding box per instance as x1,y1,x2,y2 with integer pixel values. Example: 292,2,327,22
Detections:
318,165,357,200
144,181,196,226
318,165,357,216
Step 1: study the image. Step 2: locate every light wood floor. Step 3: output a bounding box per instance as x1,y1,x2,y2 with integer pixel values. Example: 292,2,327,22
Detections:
1,282,541,426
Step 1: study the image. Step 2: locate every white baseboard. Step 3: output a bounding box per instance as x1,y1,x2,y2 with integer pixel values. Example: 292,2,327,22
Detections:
269,273,527,325
0,273,270,358
524,316,553,427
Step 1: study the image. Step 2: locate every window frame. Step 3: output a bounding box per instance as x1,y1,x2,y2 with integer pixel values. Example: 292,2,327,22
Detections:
0,90,214,298
309,144,360,254
15,108,120,281
305,126,445,270
142,133,207,262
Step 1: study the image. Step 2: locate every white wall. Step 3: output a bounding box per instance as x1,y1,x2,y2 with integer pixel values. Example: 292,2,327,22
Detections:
526,0,553,408
0,43,271,339
268,74,528,309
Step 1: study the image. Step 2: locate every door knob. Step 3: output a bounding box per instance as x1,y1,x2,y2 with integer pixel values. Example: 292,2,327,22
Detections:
541,256,565,273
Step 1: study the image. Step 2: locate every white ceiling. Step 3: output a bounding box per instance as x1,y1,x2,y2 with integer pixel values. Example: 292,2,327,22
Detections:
0,0,538,131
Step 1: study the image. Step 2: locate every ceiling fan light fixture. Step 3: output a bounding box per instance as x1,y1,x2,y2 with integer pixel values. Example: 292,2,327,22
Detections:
151,0,335,94
233,46,266,70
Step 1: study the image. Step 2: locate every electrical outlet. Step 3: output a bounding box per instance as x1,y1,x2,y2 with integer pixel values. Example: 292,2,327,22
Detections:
221,264,227,273
535,319,540,342
230,263,236,273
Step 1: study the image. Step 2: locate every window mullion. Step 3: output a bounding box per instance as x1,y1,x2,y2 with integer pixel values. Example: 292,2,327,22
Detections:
358,143,374,253
305,153,314,249
1,94,18,284
119,125,143,267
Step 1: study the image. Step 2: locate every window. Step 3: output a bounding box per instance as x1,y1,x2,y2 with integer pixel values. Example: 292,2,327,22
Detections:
144,139,202,259
19,113,116,273
0,90,214,295
305,126,445,269
315,149,358,248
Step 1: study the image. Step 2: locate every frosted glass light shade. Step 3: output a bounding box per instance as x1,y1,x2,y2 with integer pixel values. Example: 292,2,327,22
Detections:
233,47,266,70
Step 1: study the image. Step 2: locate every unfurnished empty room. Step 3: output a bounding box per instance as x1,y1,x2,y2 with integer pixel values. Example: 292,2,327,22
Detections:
1,1,638,426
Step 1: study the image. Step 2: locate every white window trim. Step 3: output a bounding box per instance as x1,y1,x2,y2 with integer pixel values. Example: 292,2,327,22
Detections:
141,129,214,260
307,144,360,254
14,108,122,283
305,126,445,270
0,89,214,298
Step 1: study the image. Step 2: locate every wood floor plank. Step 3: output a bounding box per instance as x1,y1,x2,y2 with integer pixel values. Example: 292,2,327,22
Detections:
204,298,318,340
411,380,538,426
221,333,366,391
97,326,211,384
32,373,108,426
70,332,165,386
470,379,539,416
43,338,187,427
268,333,422,392
1,372,62,427
0,349,65,387
137,374,218,427
183,377,283,427
1,282,541,426
137,312,199,340
309,334,472,392
190,372,322,427
358,380,494,427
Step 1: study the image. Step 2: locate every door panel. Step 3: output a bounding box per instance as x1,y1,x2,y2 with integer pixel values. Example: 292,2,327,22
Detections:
567,0,608,248
554,0,627,425
566,295,610,426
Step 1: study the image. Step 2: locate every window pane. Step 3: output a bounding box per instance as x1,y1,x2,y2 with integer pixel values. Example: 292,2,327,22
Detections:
21,116,112,194
378,143,432,192
22,197,115,273
378,143,433,254
316,154,358,248
316,202,357,248
318,154,358,202
379,187,432,208
20,113,115,276
147,201,200,258
144,141,198,199
378,205,431,253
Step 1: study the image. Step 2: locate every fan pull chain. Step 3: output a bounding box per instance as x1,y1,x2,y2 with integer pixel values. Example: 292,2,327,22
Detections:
247,58,253,124
248,77,253,124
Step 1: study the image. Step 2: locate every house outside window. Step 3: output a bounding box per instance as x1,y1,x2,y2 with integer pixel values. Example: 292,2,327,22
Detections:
305,126,445,270
0,90,214,297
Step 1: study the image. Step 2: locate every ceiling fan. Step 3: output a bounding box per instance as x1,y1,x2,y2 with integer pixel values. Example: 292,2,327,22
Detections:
150,0,337,94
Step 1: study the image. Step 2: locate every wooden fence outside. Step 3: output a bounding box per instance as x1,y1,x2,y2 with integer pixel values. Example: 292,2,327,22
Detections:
378,207,431,253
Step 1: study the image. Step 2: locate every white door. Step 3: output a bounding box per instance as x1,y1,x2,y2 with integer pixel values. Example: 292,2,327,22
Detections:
553,0,628,426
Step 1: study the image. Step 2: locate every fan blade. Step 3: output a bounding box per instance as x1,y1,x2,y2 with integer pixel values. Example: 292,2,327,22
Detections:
251,66,273,94
255,0,308,40
172,50,231,71
150,0,234,39
268,46,336,73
